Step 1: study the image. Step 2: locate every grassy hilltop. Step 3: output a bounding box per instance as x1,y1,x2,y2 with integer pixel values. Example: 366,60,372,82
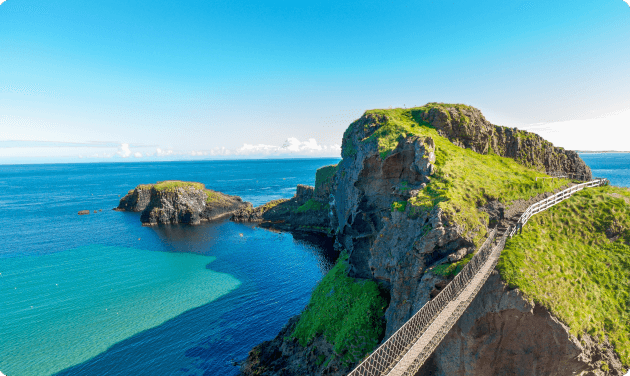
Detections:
499,186,630,367
251,104,628,372
351,104,571,244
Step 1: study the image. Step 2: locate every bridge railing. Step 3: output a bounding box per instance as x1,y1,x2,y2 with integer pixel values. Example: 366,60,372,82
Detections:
346,228,498,376
509,178,609,237
395,230,511,376
347,176,610,376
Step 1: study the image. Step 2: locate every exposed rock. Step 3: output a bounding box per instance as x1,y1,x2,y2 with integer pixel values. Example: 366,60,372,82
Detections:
241,104,623,376
231,185,331,234
416,104,592,178
241,316,353,376
418,272,625,376
77,210,90,215
116,181,248,225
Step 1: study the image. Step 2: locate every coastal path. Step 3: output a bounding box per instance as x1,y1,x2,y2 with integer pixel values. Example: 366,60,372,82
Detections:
347,176,609,376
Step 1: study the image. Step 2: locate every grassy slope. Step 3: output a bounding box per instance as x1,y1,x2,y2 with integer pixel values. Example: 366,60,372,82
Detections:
497,186,630,367
362,105,568,245
293,105,629,367
291,253,387,365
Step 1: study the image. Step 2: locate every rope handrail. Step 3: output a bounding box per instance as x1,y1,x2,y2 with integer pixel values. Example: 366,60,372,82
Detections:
347,176,609,376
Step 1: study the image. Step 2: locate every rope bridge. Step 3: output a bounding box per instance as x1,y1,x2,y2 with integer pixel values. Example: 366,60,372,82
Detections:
347,176,609,376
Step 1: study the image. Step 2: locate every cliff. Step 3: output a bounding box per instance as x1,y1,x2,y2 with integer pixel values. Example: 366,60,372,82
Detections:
231,184,332,233
116,181,248,225
241,103,628,376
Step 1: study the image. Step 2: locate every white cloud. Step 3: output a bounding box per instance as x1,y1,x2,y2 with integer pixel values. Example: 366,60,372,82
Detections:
0,0,7,5
624,0,630,7
133,152,142,158
522,109,630,151
116,143,132,158
156,148,174,156
233,137,340,156
281,137,323,152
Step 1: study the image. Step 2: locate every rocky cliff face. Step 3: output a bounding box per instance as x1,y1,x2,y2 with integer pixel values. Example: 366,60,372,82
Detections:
241,104,623,376
232,184,331,233
116,181,248,225
420,272,625,376
415,104,592,178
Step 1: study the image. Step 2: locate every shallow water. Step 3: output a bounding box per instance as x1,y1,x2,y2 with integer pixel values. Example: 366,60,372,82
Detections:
0,159,339,376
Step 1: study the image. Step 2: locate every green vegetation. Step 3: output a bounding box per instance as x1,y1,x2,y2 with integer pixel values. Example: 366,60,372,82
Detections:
352,105,568,245
295,199,329,213
391,200,407,212
152,180,205,191
315,164,339,193
259,198,286,211
431,254,473,278
342,126,358,158
291,253,387,365
497,186,630,367
204,189,223,204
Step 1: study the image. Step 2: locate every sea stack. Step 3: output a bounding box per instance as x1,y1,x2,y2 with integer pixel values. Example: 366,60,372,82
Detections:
116,180,248,225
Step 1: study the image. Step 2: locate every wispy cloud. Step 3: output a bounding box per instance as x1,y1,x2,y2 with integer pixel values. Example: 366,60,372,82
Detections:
235,137,339,156
0,137,340,162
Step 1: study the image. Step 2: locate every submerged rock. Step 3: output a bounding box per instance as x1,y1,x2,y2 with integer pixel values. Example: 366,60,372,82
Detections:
116,181,248,225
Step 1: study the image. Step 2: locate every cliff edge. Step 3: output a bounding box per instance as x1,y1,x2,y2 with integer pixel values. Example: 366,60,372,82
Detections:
241,103,627,376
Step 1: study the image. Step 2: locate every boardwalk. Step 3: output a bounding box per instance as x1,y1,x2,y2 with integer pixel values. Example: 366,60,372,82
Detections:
347,176,609,376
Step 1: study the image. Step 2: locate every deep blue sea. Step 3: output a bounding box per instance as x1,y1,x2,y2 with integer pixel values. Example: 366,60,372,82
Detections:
0,155,628,376
0,159,340,376
580,153,630,187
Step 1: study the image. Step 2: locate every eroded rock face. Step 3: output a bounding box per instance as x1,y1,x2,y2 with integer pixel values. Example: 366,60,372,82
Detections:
241,106,622,376
419,272,626,376
117,187,152,212
336,120,469,335
231,184,330,234
417,105,592,179
116,185,247,225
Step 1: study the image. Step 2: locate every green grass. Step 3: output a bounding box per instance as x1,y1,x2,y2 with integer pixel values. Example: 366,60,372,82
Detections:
315,164,339,194
151,180,205,192
391,201,407,212
204,189,222,203
352,106,569,245
291,252,387,364
295,199,329,213
431,254,473,278
497,186,630,367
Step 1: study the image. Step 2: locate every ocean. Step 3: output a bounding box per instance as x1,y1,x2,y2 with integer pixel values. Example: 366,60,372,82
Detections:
580,153,630,187
0,159,340,376
0,154,628,376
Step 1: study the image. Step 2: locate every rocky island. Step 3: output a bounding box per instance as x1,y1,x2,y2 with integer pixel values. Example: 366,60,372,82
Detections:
240,103,629,376
115,180,248,225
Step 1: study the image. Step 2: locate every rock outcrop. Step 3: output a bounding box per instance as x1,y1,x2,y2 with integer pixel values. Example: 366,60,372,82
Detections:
116,181,248,225
232,184,331,233
414,103,592,178
241,104,624,376
420,272,625,376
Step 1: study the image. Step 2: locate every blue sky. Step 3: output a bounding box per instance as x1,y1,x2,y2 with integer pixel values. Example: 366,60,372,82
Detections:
1,0,629,164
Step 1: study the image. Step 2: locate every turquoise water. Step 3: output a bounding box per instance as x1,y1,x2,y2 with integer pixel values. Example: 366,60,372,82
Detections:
1,155,626,375
0,245,240,375
0,159,340,376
